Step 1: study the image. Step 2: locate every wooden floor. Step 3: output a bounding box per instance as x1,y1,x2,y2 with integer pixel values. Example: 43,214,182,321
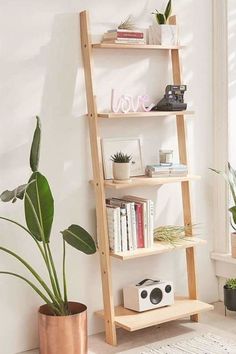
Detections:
19,302,236,354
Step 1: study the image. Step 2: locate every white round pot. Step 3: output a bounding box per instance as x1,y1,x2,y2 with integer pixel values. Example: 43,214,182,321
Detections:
231,232,236,258
112,162,131,183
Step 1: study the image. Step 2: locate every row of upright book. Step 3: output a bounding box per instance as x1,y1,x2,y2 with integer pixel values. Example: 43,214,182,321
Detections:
106,196,154,253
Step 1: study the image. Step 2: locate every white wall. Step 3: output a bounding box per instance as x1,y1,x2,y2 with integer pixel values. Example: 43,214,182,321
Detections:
0,1,218,353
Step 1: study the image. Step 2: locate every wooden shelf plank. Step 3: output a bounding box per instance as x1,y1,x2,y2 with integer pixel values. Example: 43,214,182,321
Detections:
111,237,206,261
92,43,183,50
96,175,201,190
95,298,214,331
97,111,194,119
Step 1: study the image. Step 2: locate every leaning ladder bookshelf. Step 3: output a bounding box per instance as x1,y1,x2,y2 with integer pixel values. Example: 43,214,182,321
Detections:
80,10,213,346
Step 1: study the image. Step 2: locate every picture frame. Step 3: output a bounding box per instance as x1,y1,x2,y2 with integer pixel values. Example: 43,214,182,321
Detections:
101,137,144,180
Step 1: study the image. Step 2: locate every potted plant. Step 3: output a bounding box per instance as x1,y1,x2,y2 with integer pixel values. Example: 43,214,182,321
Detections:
224,279,236,312
0,117,96,354
110,152,132,183
152,0,178,46
210,163,236,258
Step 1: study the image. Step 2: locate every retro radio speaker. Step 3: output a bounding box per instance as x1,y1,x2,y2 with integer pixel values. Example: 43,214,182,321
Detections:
123,279,174,312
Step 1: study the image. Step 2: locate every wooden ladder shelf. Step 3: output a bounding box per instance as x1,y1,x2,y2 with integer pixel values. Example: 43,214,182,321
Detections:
80,10,213,346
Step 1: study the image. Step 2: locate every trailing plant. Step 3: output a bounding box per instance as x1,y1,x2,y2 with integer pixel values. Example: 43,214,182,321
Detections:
225,278,236,290
210,162,236,231
110,152,132,163
152,0,172,25
118,15,136,30
0,117,96,316
154,225,194,245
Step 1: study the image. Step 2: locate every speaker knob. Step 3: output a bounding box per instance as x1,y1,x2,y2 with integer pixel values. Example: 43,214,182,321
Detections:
150,288,163,305
141,290,148,299
165,285,172,293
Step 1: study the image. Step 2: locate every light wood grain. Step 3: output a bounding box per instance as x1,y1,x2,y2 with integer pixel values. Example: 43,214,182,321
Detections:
97,111,194,119
92,43,183,50
90,175,200,190
170,15,198,322
110,237,206,260
80,10,117,346
95,299,214,332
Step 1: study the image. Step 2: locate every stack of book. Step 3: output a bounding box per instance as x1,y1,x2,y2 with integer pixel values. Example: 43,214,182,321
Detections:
106,196,154,253
102,29,145,45
145,164,188,178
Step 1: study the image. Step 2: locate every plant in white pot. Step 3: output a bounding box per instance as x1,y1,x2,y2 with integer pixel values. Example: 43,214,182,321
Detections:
111,152,132,184
0,117,96,354
210,162,236,258
152,0,178,46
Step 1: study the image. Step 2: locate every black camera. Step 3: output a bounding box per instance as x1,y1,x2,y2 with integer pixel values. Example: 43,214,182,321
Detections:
151,85,187,111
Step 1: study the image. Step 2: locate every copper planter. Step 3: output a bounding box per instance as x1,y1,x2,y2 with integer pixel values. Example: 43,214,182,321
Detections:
38,302,87,354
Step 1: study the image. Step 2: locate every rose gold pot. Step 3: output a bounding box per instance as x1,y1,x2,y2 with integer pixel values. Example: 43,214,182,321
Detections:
38,302,87,354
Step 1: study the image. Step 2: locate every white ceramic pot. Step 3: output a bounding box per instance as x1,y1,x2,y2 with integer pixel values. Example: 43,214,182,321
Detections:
113,162,131,182
231,232,236,258
156,24,178,46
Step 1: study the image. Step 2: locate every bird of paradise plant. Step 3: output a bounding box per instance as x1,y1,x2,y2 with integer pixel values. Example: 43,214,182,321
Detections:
0,117,96,316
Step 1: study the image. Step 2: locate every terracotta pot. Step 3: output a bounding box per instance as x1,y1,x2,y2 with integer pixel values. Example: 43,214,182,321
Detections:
113,162,131,182
231,232,236,258
38,302,87,354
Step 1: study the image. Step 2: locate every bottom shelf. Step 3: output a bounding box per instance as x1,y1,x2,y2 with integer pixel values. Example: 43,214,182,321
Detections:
95,298,213,332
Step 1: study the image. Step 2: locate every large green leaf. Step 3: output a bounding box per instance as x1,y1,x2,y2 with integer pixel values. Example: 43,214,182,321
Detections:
164,0,172,22
61,224,96,254
0,184,28,203
229,206,236,226
24,172,54,242
30,116,41,172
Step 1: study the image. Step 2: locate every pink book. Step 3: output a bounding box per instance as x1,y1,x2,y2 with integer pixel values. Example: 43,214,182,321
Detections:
135,203,144,248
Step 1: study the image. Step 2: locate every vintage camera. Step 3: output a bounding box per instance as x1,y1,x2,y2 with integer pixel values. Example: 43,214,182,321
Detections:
123,279,174,312
151,85,187,111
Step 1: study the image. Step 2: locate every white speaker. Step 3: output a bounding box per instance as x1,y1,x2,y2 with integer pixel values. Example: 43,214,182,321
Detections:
123,279,174,312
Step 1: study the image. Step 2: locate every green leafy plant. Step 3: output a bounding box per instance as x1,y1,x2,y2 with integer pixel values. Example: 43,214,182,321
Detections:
225,278,236,289
210,162,236,230
154,225,194,245
152,0,172,25
0,117,96,316
118,15,136,30
110,152,132,163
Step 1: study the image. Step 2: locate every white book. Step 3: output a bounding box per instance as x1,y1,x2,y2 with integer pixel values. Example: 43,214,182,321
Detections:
149,200,154,248
106,205,121,253
130,202,137,250
120,207,128,252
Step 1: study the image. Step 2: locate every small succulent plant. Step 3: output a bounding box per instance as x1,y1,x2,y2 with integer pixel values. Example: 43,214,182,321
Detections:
110,152,132,163
225,278,236,290
152,0,172,25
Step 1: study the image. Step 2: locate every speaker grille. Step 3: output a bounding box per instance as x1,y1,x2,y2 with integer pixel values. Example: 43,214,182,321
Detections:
150,288,163,305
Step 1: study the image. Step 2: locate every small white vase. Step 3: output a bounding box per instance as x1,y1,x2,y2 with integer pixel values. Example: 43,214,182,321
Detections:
231,232,236,258
113,162,131,183
156,24,178,46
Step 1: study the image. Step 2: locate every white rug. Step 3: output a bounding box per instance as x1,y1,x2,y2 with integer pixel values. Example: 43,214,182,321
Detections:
126,333,236,354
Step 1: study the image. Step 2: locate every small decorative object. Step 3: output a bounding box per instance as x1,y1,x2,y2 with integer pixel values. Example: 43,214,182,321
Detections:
118,15,136,30
111,89,155,113
123,278,174,312
145,163,188,178
151,0,178,46
110,152,132,183
154,225,194,245
151,85,187,111
0,117,96,354
224,279,236,314
101,137,144,179
210,163,236,258
159,149,173,166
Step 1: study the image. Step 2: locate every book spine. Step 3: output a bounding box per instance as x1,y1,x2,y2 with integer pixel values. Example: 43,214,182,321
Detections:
120,207,128,252
106,207,115,252
117,32,144,39
149,201,154,248
130,203,137,250
136,204,144,248
116,207,121,252
126,204,133,251
142,203,148,248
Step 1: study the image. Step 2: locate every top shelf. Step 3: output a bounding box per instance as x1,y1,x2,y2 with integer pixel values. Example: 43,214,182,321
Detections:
92,43,183,50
